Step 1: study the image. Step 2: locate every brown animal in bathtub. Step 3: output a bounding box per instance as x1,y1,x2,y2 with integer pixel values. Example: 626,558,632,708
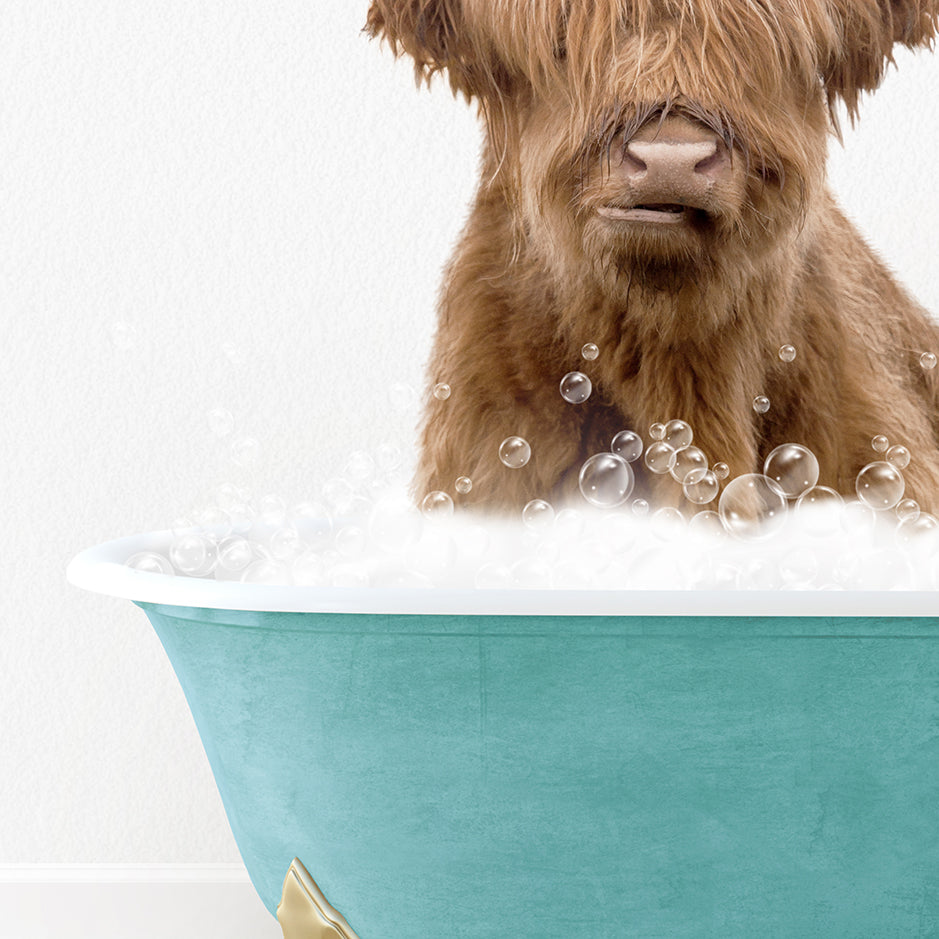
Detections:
366,0,939,516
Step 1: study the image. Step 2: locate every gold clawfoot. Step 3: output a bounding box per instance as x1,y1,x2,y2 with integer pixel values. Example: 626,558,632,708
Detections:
277,858,362,939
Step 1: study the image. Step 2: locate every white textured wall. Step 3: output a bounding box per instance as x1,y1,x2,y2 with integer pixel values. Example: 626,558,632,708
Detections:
1,1,938,867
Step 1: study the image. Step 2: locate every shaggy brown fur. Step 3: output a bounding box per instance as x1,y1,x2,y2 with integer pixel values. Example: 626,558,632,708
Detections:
367,0,939,516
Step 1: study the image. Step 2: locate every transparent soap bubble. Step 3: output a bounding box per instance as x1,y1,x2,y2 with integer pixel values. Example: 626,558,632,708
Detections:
433,382,452,400
270,526,305,561
343,450,376,482
241,559,289,585
231,435,260,467
683,468,719,504
292,551,326,586
921,352,937,370
475,562,513,589
216,536,254,572
560,371,592,404
779,548,818,585
896,499,920,522
718,474,788,541
289,502,332,549
369,495,423,552
663,419,693,451
871,435,889,453
649,422,666,440
841,499,876,535
376,443,403,473
631,498,650,516
335,525,366,558
611,430,643,462
712,462,730,480
752,395,771,414
855,461,905,510
886,445,911,469
795,486,844,535
455,476,473,494
670,446,707,484
499,436,531,468
651,506,686,541
644,441,677,474
578,453,634,507
896,512,939,546
421,490,455,520
778,344,797,363
522,499,555,531
126,551,173,575
555,508,585,539
687,510,725,540
258,493,287,527
322,477,356,514
331,565,370,588
169,533,216,575
582,342,600,361
511,558,553,589
763,444,819,499
389,382,418,414
207,408,235,437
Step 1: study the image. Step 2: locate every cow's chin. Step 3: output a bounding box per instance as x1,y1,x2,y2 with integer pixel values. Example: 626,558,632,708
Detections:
580,210,724,295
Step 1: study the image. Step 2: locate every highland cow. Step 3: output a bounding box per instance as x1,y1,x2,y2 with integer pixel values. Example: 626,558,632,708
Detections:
367,0,939,517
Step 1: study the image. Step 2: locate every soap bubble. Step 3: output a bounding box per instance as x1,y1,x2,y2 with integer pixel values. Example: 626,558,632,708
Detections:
780,548,818,585
231,435,260,467
651,506,686,541
389,382,418,413
841,499,876,535
499,436,531,468
376,443,403,473
896,512,939,546
752,395,771,414
216,536,254,572
712,462,730,480
555,508,585,539
433,382,452,400
896,499,920,522
611,430,643,462
560,371,592,404
207,408,235,437
522,499,555,531
663,420,693,451
581,342,600,360
795,486,844,535
579,453,634,507
718,474,788,541
511,558,553,589
687,510,725,540
292,552,326,586
258,493,287,527
475,562,513,589
886,445,911,469
455,476,473,494
649,422,666,440
335,525,367,558
632,499,650,516
242,559,289,584
169,533,215,575
644,441,677,474
331,565,370,588
369,496,423,552
763,444,819,499
921,352,937,370
778,344,797,363
683,468,720,504
739,557,783,590
670,446,707,484
126,552,173,575
421,490,455,519
289,502,332,549
855,461,905,510
270,526,305,561
343,450,376,482
322,477,356,514
871,435,889,453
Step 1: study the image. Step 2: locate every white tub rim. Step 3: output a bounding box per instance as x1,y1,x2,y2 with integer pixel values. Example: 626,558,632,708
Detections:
66,530,939,618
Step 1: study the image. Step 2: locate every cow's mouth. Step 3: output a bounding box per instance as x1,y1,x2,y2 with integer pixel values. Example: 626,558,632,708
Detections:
597,203,691,224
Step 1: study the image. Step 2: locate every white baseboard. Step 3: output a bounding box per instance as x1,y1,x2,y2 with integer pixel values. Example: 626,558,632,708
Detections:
0,866,282,939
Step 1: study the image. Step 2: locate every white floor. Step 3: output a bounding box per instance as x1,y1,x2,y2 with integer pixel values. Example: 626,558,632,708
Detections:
0,867,282,939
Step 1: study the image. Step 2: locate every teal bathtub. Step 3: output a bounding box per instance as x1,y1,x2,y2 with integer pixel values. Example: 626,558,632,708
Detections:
69,533,939,937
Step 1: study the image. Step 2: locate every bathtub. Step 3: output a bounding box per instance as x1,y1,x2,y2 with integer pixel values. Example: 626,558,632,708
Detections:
69,530,939,938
